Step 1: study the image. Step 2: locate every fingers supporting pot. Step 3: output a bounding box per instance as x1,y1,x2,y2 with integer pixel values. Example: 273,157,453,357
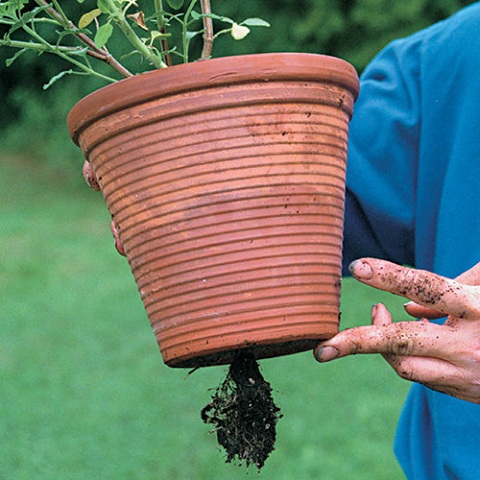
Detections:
82,161,125,256
110,219,126,256
82,160,101,191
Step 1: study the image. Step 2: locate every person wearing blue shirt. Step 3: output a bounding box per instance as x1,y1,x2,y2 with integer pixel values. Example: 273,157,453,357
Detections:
315,2,480,479
82,3,480,477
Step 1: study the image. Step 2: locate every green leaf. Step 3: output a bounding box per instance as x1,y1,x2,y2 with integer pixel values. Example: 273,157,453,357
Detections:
20,5,51,24
165,0,184,10
185,30,202,41
5,48,26,67
150,30,170,41
241,18,270,28
79,9,102,29
94,22,113,48
43,69,75,90
204,12,234,24
97,0,110,14
231,22,250,40
11,0,28,9
147,30,170,47
68,47,89,57
190,10,201,21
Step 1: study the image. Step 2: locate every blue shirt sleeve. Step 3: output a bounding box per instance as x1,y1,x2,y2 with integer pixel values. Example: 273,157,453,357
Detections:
342,35,422,274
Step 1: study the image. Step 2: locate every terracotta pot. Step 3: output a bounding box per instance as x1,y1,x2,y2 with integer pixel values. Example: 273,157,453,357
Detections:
68,53,359,368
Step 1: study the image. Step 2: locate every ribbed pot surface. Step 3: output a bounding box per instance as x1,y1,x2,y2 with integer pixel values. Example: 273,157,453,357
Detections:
68,53,359,367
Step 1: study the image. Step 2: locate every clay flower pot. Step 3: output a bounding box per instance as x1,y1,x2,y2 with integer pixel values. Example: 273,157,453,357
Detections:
68,53,359,368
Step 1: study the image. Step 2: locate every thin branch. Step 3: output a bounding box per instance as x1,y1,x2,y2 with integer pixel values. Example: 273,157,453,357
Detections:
100,0,168,69
1,37,117,83
154,0,172,66
200,0,213,60
33,0,133,78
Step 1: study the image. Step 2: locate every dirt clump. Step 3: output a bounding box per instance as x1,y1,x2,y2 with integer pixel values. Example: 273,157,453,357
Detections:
201,353,282,470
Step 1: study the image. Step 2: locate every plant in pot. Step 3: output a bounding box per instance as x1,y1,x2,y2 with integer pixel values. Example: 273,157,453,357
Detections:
1,0,359,468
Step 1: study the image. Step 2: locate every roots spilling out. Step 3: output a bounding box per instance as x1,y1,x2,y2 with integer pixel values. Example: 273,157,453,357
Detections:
201,353,282,470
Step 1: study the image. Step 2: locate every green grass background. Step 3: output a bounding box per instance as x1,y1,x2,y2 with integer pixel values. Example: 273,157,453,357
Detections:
1,155,409,479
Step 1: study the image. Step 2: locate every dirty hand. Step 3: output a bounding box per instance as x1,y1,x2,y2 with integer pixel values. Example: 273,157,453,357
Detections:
82,160,126,256
314,258,480,403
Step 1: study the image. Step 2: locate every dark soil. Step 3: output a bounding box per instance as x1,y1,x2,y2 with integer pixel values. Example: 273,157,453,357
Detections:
201,353,282,470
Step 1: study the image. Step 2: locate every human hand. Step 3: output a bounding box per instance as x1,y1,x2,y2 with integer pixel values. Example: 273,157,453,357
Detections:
82,160,126,256
314,258,480,403
82,160,101,191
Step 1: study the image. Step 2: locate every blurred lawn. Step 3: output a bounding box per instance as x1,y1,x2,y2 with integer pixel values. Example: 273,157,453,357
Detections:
0,155,409,479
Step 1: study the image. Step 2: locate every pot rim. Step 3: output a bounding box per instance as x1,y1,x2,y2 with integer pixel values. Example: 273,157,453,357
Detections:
67,52,359,144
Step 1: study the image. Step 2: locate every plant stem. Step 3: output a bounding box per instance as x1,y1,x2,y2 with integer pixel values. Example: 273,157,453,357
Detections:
200,0,213,60
0,38,74,53
154,0,172,66
182,0,199,63
101,0,168,69
33,0,133,78
49,0,70,25
13,12,117,83
1,37,117,83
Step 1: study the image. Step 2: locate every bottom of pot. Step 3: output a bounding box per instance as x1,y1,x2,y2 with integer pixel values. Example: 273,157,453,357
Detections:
165,338,331,368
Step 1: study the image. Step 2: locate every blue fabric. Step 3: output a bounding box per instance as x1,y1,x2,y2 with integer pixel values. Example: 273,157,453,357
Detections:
342,3,480,478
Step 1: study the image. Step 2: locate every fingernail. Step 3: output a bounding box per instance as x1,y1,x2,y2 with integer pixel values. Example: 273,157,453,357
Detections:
315,345,339,362
403,301,414,308
371,303,378,317
349,260,373,280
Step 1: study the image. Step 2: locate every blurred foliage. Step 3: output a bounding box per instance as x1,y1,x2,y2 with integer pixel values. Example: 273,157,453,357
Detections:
0,0,476,168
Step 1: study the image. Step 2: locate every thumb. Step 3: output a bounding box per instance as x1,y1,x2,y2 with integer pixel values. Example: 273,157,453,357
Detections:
453,260,480,286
